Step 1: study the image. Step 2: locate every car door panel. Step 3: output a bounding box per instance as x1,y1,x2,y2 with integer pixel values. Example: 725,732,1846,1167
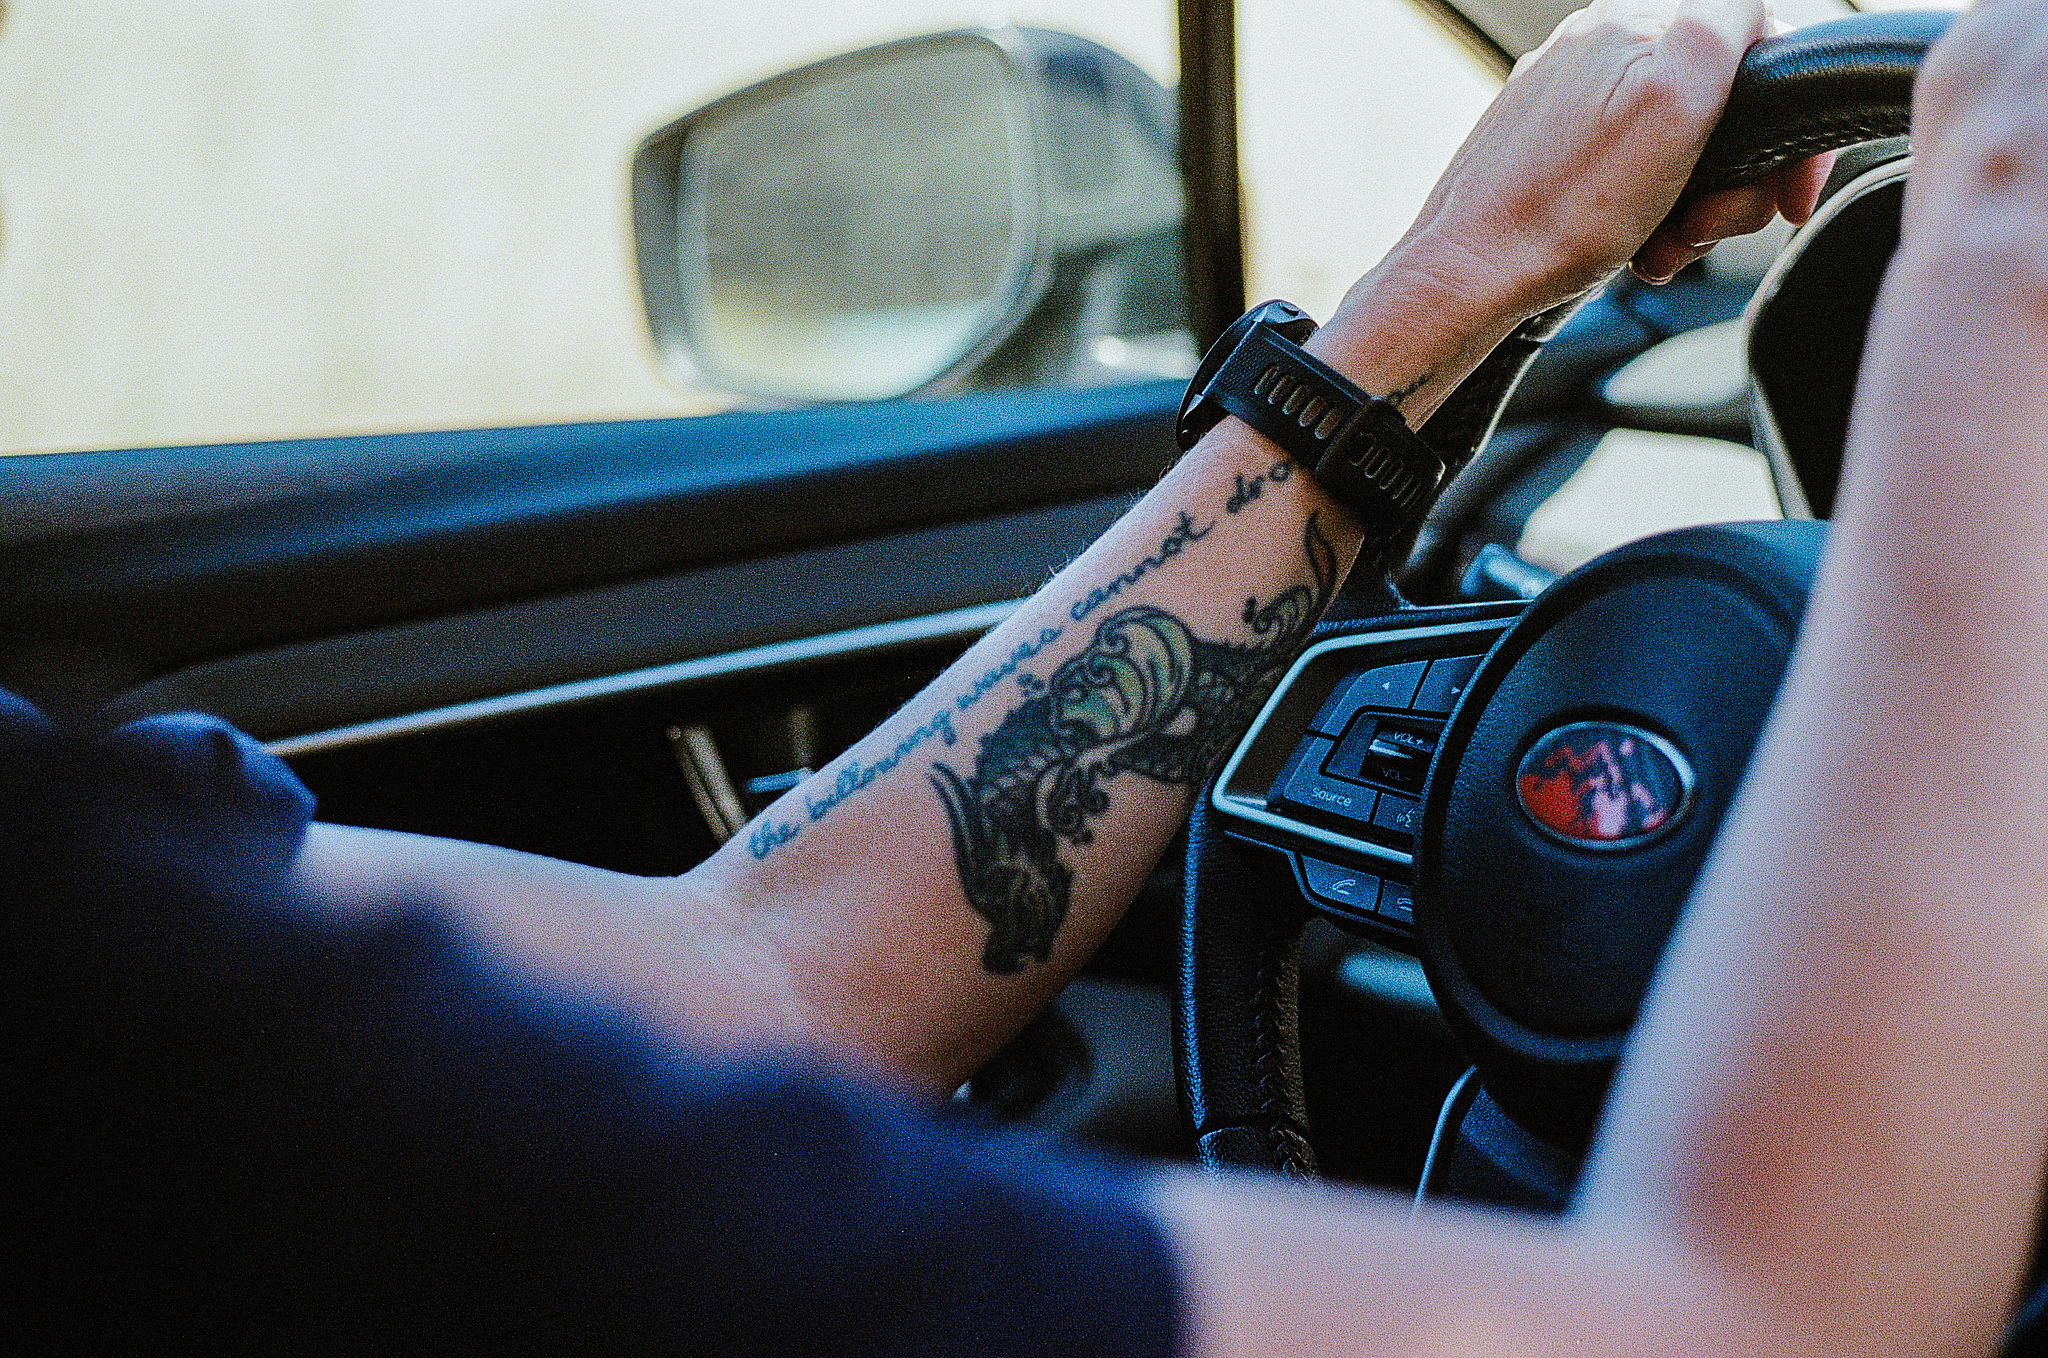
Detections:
113,493,1132,744
0,380,1180,719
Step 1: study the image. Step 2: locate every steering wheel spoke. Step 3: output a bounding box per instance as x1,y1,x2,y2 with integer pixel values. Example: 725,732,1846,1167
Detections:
1209,609,1520,947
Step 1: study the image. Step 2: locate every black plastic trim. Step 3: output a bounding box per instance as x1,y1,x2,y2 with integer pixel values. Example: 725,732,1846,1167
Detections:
0,381,1180,707
108,493,1133,742
1210,608,1520,870
1176,0,1246,346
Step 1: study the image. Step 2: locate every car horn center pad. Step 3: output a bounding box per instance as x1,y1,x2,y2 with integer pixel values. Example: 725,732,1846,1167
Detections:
1414,522,1823,1140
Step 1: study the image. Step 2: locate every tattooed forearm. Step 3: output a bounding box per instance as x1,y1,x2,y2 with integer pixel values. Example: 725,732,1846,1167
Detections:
747,460,1334,894
1070,510,1214,623
748,631,1064,860
1384,371,1431,409
934,512,1341,973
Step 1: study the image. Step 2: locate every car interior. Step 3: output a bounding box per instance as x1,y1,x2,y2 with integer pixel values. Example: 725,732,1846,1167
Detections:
9,0,2037,1343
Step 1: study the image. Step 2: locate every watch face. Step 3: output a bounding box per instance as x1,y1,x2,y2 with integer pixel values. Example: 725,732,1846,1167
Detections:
1176,301,1313,451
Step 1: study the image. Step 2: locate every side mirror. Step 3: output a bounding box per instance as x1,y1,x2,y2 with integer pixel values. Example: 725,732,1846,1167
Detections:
632,28,1188,404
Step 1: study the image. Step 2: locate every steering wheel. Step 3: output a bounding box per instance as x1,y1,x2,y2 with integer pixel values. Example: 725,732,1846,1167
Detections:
1177,9,1950,1184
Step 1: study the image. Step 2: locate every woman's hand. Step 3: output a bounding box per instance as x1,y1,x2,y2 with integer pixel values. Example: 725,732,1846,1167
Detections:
1385,0,1829,315
1310,0,1828,422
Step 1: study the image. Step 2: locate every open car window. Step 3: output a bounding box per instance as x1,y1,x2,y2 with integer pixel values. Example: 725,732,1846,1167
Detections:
1238,0,1500,322
0,0,1180,459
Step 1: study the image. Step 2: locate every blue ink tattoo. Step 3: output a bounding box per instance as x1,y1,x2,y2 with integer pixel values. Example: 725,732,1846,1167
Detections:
1070,510,1214,623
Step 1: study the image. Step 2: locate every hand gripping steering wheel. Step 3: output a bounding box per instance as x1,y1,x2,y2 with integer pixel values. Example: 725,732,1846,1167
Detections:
1177,10,1952,1184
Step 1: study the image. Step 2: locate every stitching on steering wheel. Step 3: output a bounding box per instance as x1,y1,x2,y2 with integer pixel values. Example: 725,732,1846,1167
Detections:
1701,113,1912,188
1250,911,1314,1177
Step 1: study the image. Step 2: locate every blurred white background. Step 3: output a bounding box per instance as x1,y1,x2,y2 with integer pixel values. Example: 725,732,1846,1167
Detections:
0,0,1497,454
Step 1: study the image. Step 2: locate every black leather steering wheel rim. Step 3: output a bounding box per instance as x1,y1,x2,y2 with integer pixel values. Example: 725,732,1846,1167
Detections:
1679,8,1950,207
1176,10,1954,1178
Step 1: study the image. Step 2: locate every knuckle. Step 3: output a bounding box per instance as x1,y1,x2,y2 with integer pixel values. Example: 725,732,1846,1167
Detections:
1611,55,1688,119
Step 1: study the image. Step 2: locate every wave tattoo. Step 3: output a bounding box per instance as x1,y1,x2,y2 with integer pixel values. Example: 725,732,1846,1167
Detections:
933,513,1340,973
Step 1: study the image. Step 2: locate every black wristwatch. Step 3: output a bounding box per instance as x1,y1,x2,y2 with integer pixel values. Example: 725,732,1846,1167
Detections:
1177,300,1446,531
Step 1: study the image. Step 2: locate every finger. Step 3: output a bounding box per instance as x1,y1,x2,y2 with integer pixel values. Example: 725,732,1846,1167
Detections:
1674,183,1781,247
1770,152,1836,226
1631,154,1834,282
1632,193,1768,282
1631,224,1702,283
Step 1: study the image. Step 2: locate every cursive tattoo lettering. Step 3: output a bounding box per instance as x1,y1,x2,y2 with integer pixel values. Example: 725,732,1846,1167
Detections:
747,710,962,859
1225,458,1297,514
748,819,801,860
1070,510,1214,623
957,628,1063,713
805,712,958,823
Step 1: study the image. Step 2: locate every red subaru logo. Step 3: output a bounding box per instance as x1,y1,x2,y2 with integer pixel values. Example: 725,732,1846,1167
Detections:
1515,721,1693,850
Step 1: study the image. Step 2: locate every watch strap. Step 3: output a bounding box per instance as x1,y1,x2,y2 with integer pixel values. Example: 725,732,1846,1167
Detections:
1179,301,1447,531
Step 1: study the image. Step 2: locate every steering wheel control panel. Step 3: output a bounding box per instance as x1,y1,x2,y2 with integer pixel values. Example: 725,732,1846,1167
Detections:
1268,656,1479,837
1210,615,1515,944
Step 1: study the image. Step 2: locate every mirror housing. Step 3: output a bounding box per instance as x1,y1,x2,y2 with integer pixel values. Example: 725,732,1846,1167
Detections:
632,28,1189,404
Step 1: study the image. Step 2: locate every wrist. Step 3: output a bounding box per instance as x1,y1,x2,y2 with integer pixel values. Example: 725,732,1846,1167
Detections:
1303,233,1547,425
1171,397,1368,539
1179,301,1449,535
